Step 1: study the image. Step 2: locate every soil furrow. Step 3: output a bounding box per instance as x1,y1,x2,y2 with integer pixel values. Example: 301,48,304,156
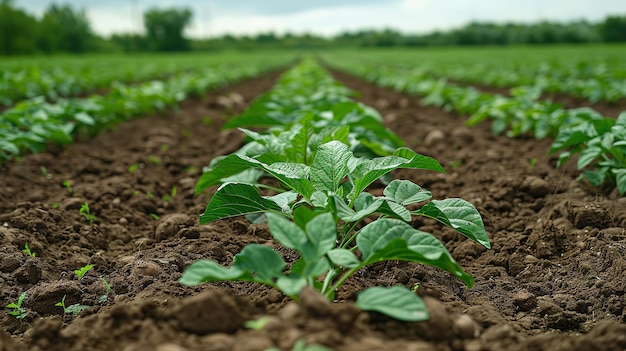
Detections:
1,67,625,351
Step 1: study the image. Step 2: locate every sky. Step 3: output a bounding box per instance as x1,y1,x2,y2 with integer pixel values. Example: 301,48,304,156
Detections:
19,0,626,38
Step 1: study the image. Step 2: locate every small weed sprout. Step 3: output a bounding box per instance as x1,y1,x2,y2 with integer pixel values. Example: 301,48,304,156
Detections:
62,180,73,193
244,316,270,330
79,202,96,224
6,292,28,320
22,243,36,257
74,264,95,280
55,295,90,318
162,186,177,202
98,277,114,303
128,164,139,173
449,160,462,171
148,156,161,164
150,213,160,220
40,166,52,179
528,157,538,171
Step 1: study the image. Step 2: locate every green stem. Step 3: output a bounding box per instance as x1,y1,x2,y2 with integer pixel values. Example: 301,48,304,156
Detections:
320,268,339,297
325,265,363,298
340,224,361,249
256,184,285,193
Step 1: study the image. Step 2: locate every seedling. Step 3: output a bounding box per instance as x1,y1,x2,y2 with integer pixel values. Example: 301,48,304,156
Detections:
528,157,538,171
160,144,170,152
40,166,52,179
128,164,139,173
74,264,94,280
201,117,213,125
150,213,160,220
98,277,114,303
62,180,73,194
22,243,36,257
79,202,96,224
244,316,270,330
55,295,90,317
148,156,161,164
6,292,28,320
181,141,490,322
449,160,462,171
162,186,177,202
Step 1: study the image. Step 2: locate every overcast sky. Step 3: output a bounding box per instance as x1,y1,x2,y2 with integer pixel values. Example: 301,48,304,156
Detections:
19,0,626,37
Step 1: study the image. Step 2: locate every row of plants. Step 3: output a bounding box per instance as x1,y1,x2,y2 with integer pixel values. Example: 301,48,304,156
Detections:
326,49,626,103
179,58,490,321
325,58,626,195
0,53,291,108
0,61,287,166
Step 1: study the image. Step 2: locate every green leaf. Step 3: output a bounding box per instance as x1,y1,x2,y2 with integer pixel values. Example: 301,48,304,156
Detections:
380,200,412,221
384,180,432,205
200,183,283,224
310,141,352,192
327,249,360,268
232,244,286,284
276,275,308,297
392,148,446,173
356,286,429,322
614,169,626,195
331,194,384,222
267,213,308,252
577,146,602,169
305,213,337,258
357,219,474,287
179,260,246,286
414,199,490,249
266,191,298,213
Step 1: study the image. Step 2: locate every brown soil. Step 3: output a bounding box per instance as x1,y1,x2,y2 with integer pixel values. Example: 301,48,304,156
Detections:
1,68,626,351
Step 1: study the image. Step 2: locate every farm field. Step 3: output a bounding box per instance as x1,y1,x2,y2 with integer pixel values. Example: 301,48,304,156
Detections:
1,45,626,351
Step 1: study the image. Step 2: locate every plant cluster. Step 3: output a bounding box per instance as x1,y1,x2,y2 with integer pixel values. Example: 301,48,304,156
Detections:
0,59,288,166
329,58,626,195
180,59,490,321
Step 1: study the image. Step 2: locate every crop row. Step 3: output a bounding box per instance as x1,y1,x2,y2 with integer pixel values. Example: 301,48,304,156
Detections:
180,58,490,321
0,60,287,165
326,58,626,195
0,53,291,108
326,49,626,103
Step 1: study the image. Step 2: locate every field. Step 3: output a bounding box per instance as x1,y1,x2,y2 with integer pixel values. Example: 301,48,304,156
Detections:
1,46,626,351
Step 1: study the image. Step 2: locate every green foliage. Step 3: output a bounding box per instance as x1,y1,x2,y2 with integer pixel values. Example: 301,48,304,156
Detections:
144,7,193,52
62,180,73,193
551,111,626,194
6,292,28,320
79,202,96,224
22,243,36,257
55,295,90,316
181,60,489,322
98,277,114,303
74,264,94,280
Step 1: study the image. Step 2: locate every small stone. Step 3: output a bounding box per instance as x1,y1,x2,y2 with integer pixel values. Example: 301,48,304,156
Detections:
513,290,537,311
132,260,162,277
112,197,121,207
119,217,129,225
424,130,445,146
454,314,480,339
522,176,551,197
523,255,539,264
175,290,246,335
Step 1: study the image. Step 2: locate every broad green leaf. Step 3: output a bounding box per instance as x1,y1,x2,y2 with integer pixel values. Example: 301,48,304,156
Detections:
305,213,337,258
613,169,626,195
266,191,298,213
357,219,474,287
74,112,95,125
276,275,308,297
327,249,360,268
195,154,260,194
378,200,412,221
310,190,329,208
310,141,351,192
414,199,490,249
384,180,432,205
356,286,429,322
577,146,602,169
331,194,384,222
580,168,607,186
179,260,246,286
232,244,286,284
392,148,446,173
267,213,308,251
200,183,282,224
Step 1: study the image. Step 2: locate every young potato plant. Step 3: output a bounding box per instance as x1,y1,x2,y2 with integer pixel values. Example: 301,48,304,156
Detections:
181,140,490,321
550,111,626,194
6,292,28,320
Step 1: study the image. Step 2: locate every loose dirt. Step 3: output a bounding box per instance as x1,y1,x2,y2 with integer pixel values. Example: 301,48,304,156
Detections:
1,67,625,351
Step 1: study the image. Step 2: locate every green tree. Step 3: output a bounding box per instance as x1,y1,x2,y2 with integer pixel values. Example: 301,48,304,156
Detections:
0,0,38,55
144,7,193,51
38,4,94,53
600,15,626,42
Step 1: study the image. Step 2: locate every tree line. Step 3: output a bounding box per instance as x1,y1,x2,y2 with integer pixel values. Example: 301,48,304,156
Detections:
1,0,625,55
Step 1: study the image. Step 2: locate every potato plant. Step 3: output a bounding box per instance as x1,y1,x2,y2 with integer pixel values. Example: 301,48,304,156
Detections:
181,60,490,322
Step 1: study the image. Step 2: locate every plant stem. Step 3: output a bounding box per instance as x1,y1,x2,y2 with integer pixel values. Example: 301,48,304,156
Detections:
324,265,363,299
255,184,285,193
